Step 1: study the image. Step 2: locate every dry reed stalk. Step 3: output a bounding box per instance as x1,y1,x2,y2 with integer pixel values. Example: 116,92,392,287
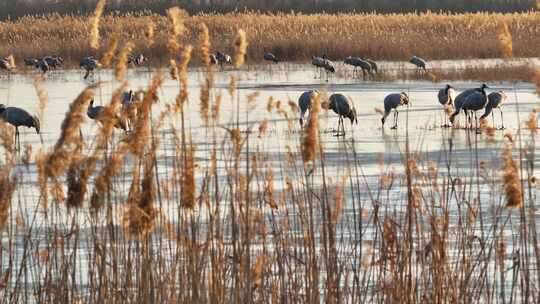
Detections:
498,21,513,58
33,75,48,123
100,36,118,68
228,75,237,98
46,85,96,180
502,143,522,208
302,93,320,163
115,42,133,81
427,71,438,82
264,167,277,209
169,59,179,80
0,121,14,163
22,144,32,168
89,0,106,51
212,93,222,122
0,169,15,233
525,109,538,134
199,23,211,66
258,119,268,138
234,29,248,68
181,141,196,209
332,176,347,222
200,78,210,125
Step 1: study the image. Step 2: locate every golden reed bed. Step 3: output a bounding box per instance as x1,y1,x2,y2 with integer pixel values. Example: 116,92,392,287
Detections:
1,11,540,66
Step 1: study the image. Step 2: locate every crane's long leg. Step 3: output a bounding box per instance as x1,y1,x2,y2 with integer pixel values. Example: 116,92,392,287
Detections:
391,110,398,129
500,108,505,130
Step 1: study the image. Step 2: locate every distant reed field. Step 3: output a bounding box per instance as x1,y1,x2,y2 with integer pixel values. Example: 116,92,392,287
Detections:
1,12,540,66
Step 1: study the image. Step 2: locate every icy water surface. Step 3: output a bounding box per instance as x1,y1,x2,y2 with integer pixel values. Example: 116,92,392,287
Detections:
1,63,539,301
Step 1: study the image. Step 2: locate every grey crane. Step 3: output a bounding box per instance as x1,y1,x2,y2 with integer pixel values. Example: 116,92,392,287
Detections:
80,56,99,80
312,55,335,81
87,99,127,132
24,58,38,66
128,54,147,66
449,83,489,130
298,90,319,127
36,59,50,74
0,104,40,151
381,92,410,129
409,56,427,73
43,56,63,69
328,93,357,136
437,84,457,127
209,54,219,65
365,59,378,74
344,56,372,79
480,91,507,130
312,56,326,75
215,51,232,68
264,52,279,63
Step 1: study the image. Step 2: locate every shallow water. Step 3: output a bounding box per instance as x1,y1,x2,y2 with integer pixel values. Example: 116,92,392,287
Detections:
1,63,539,301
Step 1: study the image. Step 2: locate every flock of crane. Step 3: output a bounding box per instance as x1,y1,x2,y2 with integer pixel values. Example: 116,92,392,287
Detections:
0,51,507,151
299,83,506,136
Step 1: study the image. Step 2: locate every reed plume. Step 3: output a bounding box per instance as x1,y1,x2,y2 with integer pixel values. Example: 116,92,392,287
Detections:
115,42,133,81
498,21,513,59
33,76,48,124
100,36,118,68
166,7,186,54
502,143,522,208
169,59,179,80
302,93,320,163
234,29,248,68
123,151,158,238
264,167,277,209
66,155,97,208
175,45,192,111
89,0,106,51
46,85,96,180
0,124,13,165
199,23,211,66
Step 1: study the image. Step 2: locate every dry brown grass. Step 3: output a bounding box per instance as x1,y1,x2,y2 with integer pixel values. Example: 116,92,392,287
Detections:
2,12,540,66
